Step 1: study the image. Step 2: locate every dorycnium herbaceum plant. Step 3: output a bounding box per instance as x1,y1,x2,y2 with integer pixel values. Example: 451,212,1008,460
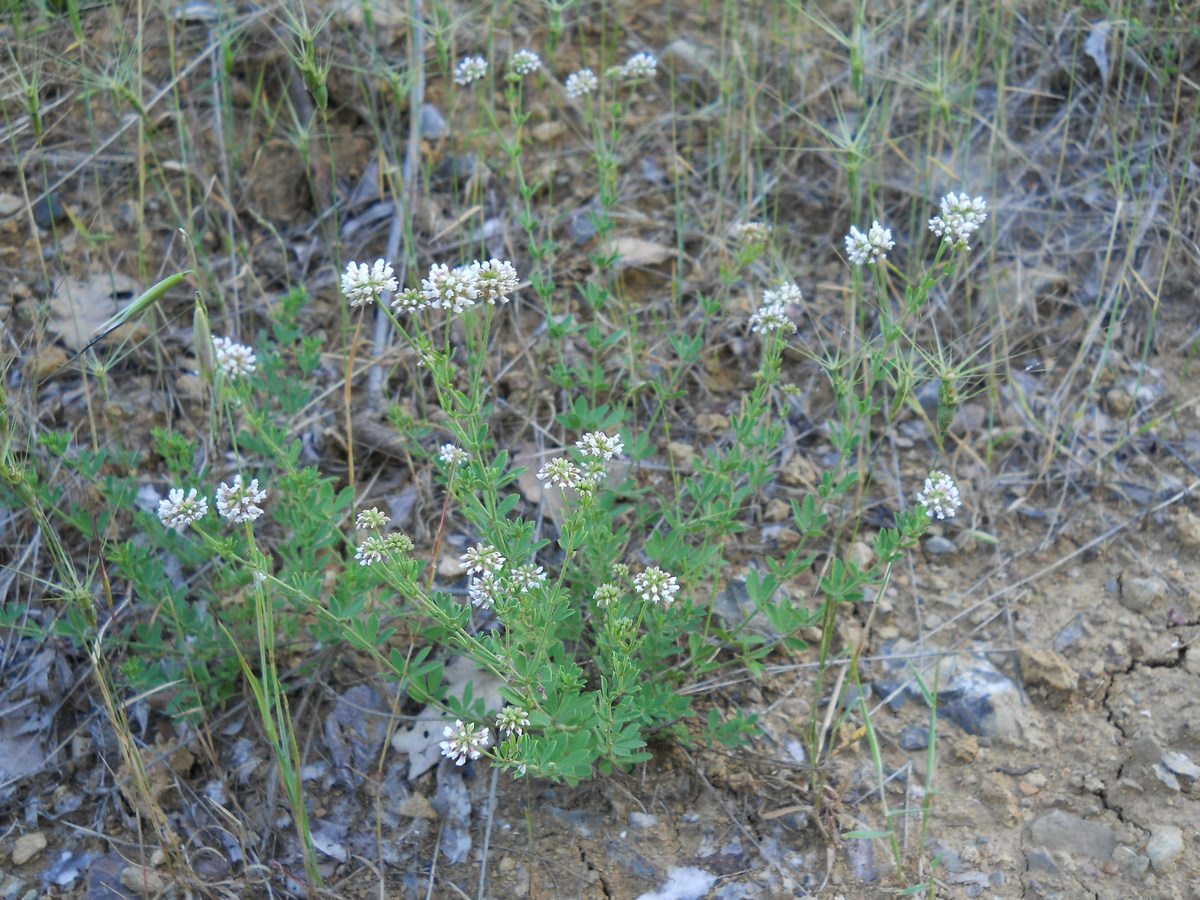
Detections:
0,21,1023,893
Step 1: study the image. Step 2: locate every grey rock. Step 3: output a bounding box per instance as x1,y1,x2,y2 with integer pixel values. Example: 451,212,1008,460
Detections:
0,192,22,217
1120,575,1168,613
900,725,930,751
1146,825,1182,873
871,678,907,711
939,659,1024,741
1024,849,1059,873
421,103,448,140
1110,844,1148,878
32,193,66,228
924,535,957,555
1028,810,1116,861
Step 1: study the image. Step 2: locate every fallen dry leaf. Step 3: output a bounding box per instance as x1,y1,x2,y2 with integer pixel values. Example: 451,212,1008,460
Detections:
46,273,144,350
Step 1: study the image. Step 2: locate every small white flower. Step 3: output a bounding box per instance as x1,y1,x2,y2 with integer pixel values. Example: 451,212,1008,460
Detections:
439,719,490,765
536,457,582,489
510,49,541,76
593,582,621,609
341,259,398,307
390,288,427,314
356,507,390,530
762,281,802,306
917,470,962,520
215,474,266,524
157,487,208,531
619,51,657,79
844,221,895,266
355,534,387,566
731,221,772,246
565,68,599,98
496,706,530,739
633,566,680,605
579,457,608,484
421,263,478,313
212,336,257,378
509,564,546,594
468,259,519,304
576,431,624,460
928,193,988,248
461,544,506,574
439,444,470,466
454,55,488,85
749,302,795,335
468,571,503,608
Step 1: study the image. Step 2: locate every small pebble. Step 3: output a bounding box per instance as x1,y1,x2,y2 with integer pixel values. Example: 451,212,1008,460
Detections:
32,192,67,228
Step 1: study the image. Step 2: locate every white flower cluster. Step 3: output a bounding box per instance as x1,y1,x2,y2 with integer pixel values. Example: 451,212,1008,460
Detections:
536,430,624,494
633,566,680,605
917,470,962,519
731,221,772,246
844,220,895,266
439,719,490,766
215,475,266,524
565,68,598,98
213,336,256,378
454,55,488,85
617,51,657,80
459,544,546,608
510,49,542,76
157,488,208,531
341,258,519,314
417,259,520,313
439,444,469,466
340,259,398,307
928,193,988,248
158,477,268,531
354,531,415,566
496,706,530,739
749,280,801,335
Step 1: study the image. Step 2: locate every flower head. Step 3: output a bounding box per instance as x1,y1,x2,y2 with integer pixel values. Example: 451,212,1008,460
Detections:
356,507,390,530
593,582,621,609
619,51,657,80
844,221,895,266
731,221,772,247
421,263,478,313
439,719,490,765
390,288,428,314
215,474,266,524
468,571,503,608
565,68,599,98
496,706,530,740
928,193,988,248
536,457,582,489
341,259,398,307
762,281,802,306
462,544,506,575
454,55,488,85
382,532,415,555
509,564,546,594
212,337,257,378
510,49,542,76
633,566,680,605
468,259,519,304
576,431,624,460
355,534,388,566
439,444,470,466
157,487,208,531
917,470,962,520
749,302,795,335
